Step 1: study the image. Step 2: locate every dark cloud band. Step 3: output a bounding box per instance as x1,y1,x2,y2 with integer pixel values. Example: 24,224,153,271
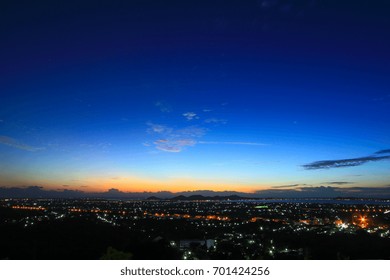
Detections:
303,152,390,170
322,181,354,185
375,149,390,155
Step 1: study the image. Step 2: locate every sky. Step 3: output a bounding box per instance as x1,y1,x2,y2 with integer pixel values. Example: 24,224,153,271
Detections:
1,0,390,197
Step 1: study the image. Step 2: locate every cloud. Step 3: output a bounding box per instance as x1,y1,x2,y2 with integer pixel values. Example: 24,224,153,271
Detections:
303,155,390,170
199,141,266,146
175,139,197,146
255,186,390,198
175,126,205,138
146,122,172,134
156,145,182,153
322,181,354,185
331,186,390,197
154,137,198,153
204,118,227,125
154,139,168,143
153,138,196,153
155,101,171,113
203,109,212,112
375,149,390,155
272,184,307,189
0,135,44,152
255,186,339,198
183,112,199,121
147,123,205,152
304,149,390,170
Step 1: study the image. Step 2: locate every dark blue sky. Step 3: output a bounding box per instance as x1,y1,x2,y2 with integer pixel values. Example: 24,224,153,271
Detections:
1,0,389,195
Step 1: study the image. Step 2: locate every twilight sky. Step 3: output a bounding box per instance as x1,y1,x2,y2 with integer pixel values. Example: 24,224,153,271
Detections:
1,0,389,196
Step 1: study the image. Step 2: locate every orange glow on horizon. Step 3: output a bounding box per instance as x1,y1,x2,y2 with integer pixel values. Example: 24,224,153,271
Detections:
21,175,270,194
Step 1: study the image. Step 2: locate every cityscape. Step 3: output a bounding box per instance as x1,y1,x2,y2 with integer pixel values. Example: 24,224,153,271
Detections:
1,0,390,262
1,197,390,259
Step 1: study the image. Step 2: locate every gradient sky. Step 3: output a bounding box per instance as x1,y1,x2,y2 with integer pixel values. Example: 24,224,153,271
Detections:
1,0,389,195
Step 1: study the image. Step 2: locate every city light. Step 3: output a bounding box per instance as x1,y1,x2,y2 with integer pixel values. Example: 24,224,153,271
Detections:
2,197,390,260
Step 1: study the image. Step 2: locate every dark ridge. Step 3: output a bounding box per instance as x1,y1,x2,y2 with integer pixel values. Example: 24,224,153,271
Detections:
146,196,161,200
169,195,253,201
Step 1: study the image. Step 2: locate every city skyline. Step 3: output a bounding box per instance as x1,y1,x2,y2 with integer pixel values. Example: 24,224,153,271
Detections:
1,1,390,196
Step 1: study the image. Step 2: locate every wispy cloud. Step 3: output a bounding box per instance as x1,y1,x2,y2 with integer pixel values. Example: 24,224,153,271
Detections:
183,112,199,121
175,126,205,138
204,118,227,125
255,186,338,198
146,122,172,134
322,181,354,185
199,141,266,146
155,101,171,113
154,139,196,153
155,146,181,153
272,182,354,189
255,186,390,198
147,123,205,152
154,139,197,153
0,135,44,152
271,184,307,189
375,149,390,155
303,154,390,170
146,107,262,152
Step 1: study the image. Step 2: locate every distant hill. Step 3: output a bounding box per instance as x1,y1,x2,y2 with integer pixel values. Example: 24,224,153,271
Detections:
169,194,252,201
146,196,161,200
